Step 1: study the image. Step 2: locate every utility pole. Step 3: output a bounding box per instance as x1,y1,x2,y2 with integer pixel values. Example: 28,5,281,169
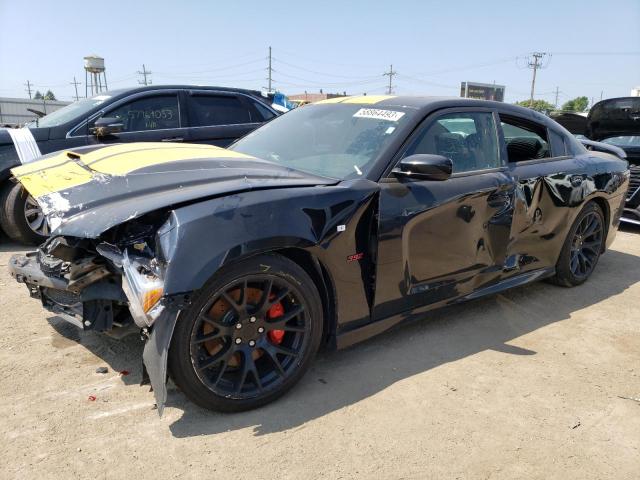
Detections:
267,46,273,93
137,64,152,86
24,80,33,99
527,52,548,108
70,76,81,101
383,64,397,95
554,86,560,109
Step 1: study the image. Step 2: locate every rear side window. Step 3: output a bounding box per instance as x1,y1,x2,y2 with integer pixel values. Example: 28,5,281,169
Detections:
102,94,180,132
188,95,251,127
248,99,276,122
548,129,567,157
405,112,500,173
500,116,550,162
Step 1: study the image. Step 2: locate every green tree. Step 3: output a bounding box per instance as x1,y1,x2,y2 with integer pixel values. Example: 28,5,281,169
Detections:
33,90,43,100
44,90,57,101
514,99,555,113
561,96,589,112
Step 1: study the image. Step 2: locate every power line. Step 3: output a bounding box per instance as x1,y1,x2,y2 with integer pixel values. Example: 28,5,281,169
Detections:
272,57,380,80
383,64,397,94
137,64,152,86
70,76,81,101
154,57,264,76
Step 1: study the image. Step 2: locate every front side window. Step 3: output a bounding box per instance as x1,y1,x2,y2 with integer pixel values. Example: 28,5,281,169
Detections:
500,116,550,162
404,112,500,173
188,95,251,127
102,95,180,132
29,94,112,128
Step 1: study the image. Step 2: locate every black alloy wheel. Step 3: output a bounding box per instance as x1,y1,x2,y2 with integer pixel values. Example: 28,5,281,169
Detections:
169,254,323,412
551,202,605,287
569,210,604,279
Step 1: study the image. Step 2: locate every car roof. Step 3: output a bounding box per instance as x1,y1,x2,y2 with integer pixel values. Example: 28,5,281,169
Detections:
314,95,553,124
100,85,267,100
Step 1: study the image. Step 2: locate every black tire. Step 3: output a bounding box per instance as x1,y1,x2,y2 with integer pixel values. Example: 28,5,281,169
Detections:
168,253,323,412
0,181,48,245
550,202,605,287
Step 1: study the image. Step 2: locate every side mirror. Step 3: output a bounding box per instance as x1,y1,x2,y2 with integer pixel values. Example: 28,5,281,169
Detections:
92,117,123,137
393,154,453,181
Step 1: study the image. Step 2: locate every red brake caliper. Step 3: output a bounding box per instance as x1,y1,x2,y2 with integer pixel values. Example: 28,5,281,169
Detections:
267,295,285,344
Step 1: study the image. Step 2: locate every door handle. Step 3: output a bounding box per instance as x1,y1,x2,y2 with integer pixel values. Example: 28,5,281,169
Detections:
161,137,184,142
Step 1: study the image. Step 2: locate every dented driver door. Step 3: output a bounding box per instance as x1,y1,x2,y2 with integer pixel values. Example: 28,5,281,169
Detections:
372,109,515,321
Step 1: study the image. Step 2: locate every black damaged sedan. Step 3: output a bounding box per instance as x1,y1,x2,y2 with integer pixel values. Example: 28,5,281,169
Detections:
8,96,629,414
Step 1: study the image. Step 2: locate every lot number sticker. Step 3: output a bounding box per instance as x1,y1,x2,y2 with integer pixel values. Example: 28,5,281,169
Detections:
353,108,405,122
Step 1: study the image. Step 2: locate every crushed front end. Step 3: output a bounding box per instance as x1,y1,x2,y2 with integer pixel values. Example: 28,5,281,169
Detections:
8,213,188,415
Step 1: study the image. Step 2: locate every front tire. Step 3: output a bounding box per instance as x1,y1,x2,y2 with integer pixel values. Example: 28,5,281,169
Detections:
0,181,49,245
551,202,605,287
168,254,323,412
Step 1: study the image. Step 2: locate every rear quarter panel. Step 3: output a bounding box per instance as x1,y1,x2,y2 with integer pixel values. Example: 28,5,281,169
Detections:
507,151,628,274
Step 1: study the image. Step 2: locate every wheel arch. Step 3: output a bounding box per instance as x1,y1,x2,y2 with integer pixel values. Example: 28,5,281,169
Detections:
274,247,337,348
588,195,610,253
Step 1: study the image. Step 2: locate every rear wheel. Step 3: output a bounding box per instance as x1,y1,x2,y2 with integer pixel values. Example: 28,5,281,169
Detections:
551,202,605,287
168,254,323,412
0,181,48,245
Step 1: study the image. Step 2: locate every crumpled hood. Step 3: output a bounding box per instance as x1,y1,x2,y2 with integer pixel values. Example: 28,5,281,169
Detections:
11,142,337,238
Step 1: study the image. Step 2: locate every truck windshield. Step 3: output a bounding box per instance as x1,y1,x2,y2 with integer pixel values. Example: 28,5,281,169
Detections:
230,103,411,180
27,95,112,128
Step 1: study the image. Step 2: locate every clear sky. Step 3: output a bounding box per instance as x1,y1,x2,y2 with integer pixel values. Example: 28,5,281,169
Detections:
1,0,639,106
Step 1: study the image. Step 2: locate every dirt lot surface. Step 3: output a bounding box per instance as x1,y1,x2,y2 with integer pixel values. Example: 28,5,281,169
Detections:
1,229,639,480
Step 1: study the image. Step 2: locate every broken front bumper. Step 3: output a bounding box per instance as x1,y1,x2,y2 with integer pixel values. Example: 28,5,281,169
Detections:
9,252,118,330
8,251,186,416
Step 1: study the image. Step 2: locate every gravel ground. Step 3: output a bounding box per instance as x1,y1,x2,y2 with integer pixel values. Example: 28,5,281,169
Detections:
0,229,639,480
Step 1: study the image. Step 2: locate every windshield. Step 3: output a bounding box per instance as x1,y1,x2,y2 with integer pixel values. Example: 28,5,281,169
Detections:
601,136,640,147
230,103,412,179
27,94,112,128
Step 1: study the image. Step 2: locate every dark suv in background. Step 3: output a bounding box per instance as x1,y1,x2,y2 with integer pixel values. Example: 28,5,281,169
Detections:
0,85,278,244
585,97,640,225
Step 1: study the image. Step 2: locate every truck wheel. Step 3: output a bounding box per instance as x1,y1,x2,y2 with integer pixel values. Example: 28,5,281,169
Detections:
0,181,49,245
168,253,323,412
550,202,605,287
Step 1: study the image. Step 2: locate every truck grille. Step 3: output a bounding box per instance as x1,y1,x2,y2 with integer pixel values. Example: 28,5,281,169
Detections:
628,165,640,200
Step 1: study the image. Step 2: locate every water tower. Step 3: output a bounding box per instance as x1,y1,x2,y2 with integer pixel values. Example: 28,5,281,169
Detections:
84,55,108,97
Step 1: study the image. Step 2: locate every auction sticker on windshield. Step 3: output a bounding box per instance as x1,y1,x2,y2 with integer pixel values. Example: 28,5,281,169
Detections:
353,108,405,122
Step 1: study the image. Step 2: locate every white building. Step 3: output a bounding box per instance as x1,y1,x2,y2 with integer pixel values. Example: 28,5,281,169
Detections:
0,97,70,127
